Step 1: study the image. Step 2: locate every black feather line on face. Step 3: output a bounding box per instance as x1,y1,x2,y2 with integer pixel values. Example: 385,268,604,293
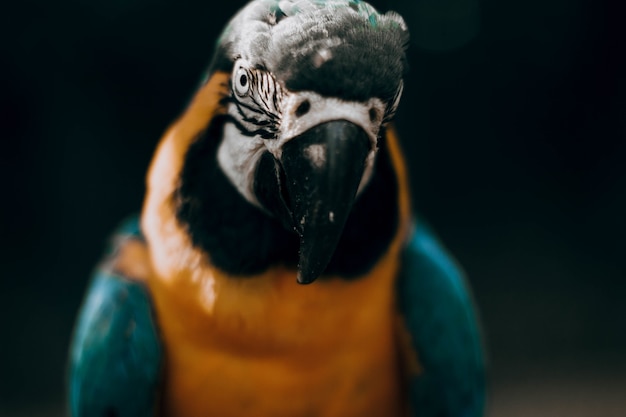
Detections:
229,97,266,115
246,72,282,117
224,114,277,140
232,101,274,128
234,96,278,126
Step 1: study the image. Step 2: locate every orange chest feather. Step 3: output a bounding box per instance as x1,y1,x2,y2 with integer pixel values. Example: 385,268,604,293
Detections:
148,249,405,417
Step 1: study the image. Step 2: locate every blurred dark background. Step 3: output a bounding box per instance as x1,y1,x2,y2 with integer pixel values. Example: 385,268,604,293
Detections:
1,0,625,415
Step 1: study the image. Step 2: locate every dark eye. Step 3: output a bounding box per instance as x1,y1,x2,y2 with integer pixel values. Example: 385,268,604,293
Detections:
234,66,250,96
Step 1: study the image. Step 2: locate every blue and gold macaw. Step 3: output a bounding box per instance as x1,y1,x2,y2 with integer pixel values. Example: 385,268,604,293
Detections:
68,1,486,416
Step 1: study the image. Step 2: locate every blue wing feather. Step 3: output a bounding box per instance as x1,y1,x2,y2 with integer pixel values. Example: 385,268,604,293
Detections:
397,221,486,417
68,218,162,417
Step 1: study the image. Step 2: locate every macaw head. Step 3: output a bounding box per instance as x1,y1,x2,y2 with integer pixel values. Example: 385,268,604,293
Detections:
176,0,408,284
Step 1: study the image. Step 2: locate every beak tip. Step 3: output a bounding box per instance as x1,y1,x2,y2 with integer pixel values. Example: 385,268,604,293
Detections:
296,270,317,285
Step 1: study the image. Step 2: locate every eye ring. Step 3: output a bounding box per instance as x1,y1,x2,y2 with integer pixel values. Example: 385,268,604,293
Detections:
234,66,250,97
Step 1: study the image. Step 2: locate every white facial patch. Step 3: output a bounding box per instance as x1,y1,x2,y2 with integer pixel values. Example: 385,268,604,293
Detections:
217,122,267,207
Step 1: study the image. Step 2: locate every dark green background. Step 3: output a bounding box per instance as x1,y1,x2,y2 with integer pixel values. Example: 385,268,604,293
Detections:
2,0,625,415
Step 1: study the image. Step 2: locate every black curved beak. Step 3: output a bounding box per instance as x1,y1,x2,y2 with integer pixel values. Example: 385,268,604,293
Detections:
278,120,371,284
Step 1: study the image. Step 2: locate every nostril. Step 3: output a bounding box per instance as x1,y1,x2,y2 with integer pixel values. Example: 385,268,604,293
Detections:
369,107,378,122
295,100,311,117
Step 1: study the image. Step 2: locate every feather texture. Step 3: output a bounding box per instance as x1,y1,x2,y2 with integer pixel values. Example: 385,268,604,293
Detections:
68,219,161,417
398,222,486,417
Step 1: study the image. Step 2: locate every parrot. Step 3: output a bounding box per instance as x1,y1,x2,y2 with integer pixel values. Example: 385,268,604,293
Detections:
68,0,486,416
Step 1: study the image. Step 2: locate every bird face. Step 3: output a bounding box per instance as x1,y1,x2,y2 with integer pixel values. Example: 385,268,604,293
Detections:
213,0,408,283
